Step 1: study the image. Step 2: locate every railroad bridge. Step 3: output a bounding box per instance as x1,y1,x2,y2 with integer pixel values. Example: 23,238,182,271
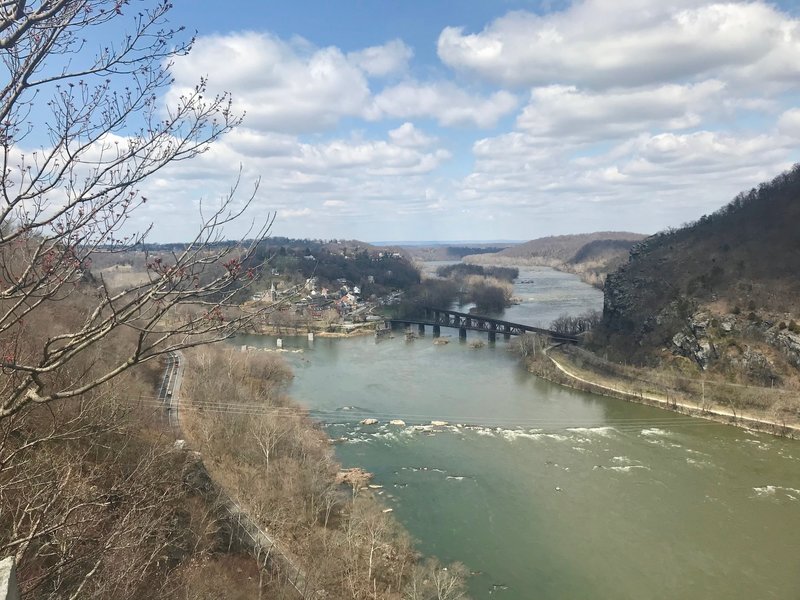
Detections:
387,307,578,343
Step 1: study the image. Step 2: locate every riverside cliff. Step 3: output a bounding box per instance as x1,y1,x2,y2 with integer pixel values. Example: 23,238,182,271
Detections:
596,165,800,390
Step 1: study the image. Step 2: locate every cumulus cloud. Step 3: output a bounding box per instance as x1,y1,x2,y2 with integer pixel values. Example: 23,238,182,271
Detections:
388,122,437,147
347,39,413,77
371,81,517,127
169,32,371,133
437,1,800,90
461,127,794,220
140,4,800,241
132,126,454,240
516,80,724,140
168,32,514,132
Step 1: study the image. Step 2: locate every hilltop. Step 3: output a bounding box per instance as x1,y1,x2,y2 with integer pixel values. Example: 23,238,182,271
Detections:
597,165,800,388
399,243,515,262
465,231,645,288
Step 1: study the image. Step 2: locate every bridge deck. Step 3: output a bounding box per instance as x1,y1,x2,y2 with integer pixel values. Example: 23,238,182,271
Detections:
389,307,578,343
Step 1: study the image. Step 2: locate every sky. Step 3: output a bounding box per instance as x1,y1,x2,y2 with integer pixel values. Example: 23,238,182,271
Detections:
96,1,800,242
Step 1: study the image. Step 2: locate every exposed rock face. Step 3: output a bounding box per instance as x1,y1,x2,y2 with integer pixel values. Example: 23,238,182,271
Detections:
767,329,800,367
668,312,718,370
671,321,717,370
730,346,777,385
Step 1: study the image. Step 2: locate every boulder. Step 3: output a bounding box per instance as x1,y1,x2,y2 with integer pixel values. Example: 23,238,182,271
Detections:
360,418,379,426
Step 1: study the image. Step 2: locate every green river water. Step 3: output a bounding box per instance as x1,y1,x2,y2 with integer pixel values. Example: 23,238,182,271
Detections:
237,267,800,599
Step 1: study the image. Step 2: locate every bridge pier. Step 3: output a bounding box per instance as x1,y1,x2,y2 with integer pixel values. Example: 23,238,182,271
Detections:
418,323,425,335
503,325,511,340
432,325,440,337
488,330,496,343
459,327,467,341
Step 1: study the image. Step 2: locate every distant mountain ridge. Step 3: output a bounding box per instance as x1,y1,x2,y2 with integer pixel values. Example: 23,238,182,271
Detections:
465,231,646,288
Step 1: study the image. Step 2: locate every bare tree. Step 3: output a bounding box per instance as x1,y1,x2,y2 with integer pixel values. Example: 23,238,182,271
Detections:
550,309,601,336
403,558,469,600
0,1,273,421
0,2,279,596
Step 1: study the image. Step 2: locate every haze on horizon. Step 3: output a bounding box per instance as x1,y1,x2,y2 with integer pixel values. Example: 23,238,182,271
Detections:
112,0,800,243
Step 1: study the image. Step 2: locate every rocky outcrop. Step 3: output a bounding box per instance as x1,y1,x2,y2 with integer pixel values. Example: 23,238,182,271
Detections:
767,328,800,367
336,468,373,489
668,313,716,369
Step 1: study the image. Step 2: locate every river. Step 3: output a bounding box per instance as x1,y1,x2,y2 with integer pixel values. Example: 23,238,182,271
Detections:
236,267,800,599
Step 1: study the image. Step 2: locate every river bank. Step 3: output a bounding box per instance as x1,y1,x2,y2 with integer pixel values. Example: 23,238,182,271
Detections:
465,254,607,289
530,344,800,439
247,321,379,338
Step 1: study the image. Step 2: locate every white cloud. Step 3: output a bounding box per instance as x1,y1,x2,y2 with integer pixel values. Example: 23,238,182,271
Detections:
279,207,312,219
777,108,800,139
347,39,413,77
388,122,437,147
437,1,800,90
130,127,454,240
168,32,516,133
460,127,795,222
516,80,724,140
371,81,517,127
135,7,799,241
169,32,371,134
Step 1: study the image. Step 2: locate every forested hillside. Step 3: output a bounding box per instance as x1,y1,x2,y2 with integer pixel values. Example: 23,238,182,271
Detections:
598,165,800,387
466,232,644,287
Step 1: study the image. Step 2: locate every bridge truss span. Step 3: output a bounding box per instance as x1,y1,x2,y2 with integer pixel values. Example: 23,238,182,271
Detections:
387,307,578,344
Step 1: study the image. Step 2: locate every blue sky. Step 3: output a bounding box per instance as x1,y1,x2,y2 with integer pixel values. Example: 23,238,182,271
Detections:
45,1,800,242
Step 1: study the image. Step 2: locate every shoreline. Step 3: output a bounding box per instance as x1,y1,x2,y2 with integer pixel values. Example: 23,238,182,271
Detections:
246,323,379,338
534,347,799,439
